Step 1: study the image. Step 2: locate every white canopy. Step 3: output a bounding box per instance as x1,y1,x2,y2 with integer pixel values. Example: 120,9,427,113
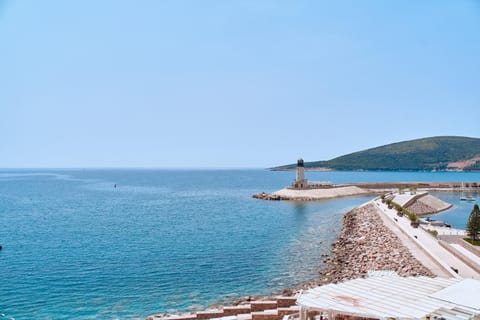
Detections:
297,274,480,320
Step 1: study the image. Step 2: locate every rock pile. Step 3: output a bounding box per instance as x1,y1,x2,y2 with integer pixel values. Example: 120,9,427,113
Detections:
252,192,284,200
406,194,452,215
319,203,434,283
406,200,436,215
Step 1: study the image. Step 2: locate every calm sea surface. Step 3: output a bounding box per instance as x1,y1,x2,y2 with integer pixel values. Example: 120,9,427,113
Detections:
0,169,479,319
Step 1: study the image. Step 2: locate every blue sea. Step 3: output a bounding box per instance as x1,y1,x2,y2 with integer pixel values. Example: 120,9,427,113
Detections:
0,169,479,319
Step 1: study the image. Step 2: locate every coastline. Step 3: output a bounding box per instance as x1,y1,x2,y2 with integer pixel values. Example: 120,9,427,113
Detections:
150,185,479,319
253,182,480,202
3,170,479,319
317,201,434,284
148,197,441,319
244,198,441,290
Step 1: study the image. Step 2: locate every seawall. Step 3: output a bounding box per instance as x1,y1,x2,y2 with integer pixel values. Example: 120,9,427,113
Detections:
253,181,479,202
318,202,434,283
253,186,371,201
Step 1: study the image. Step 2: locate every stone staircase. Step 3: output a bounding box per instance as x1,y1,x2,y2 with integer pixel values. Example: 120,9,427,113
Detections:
147,296,299,320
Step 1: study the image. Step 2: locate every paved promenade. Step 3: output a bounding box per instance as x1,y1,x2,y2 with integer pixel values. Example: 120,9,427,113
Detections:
373,199,480,279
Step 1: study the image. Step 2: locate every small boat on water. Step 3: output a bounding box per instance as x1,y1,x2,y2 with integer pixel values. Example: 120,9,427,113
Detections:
461,196,476,201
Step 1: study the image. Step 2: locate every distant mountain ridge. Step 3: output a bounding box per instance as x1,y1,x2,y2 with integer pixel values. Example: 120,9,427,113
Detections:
272,136,480,171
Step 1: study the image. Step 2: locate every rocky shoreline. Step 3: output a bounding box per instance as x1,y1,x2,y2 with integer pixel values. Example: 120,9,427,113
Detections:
232,200,435,302
317,202,434,284
149,200,437,319
252,192,285,200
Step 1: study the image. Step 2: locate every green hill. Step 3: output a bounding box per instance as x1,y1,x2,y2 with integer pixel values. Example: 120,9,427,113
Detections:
273,136,480,171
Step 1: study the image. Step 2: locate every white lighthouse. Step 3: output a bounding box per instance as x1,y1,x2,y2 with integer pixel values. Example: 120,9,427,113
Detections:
294,158,308,189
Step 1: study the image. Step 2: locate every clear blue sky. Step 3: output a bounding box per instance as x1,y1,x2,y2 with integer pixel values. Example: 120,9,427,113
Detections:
1,0,479,168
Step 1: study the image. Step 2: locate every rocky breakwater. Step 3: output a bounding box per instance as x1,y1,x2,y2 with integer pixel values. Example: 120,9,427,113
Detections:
319,202,434,283
252,192,286,200
253,186,371,201
405,194,452,215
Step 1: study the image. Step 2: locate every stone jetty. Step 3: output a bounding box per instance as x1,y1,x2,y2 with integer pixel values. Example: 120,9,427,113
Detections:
318,202,434,283
253,180,480,202
253,186,371,201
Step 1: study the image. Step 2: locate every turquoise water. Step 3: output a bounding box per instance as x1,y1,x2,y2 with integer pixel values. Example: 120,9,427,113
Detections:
0,169,479,319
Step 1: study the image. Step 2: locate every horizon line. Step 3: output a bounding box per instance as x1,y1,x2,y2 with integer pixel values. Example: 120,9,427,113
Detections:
0,166,269,170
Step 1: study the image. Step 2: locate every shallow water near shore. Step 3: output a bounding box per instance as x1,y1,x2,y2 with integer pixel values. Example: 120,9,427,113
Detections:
0,169,479,319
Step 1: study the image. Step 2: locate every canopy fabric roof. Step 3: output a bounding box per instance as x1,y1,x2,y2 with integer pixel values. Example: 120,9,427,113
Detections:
297,275,480,319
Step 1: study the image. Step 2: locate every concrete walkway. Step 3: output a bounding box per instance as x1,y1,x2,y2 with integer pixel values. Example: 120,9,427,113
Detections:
451,244,480,265
424,225,466,236
373,199,480,279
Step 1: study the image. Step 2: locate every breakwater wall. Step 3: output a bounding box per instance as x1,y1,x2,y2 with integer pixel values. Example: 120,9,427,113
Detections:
253,181,479,202
253,186,372,201
318,202,434,283
352,181,480,190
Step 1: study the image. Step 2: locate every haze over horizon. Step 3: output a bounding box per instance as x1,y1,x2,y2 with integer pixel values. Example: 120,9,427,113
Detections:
1,1,479,168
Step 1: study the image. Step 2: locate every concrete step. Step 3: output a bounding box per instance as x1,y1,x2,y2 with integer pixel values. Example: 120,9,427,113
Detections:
251,309,278,320
223,305,252,316
236,314,253,320
147,314,197,320
196,310,225,319
277,306,300,319
275,296,297,308
147,296,297,320
251,306,299,320
250,301,278,312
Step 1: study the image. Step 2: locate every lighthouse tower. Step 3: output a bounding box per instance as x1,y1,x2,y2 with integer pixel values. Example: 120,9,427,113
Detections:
294,158,308,189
